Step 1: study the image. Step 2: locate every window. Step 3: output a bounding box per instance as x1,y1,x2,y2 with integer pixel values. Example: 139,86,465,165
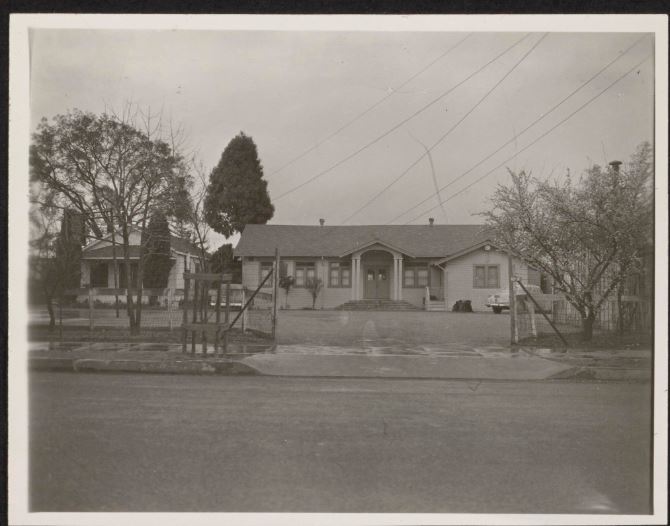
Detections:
260,261,289,287
474,265,500,288
329,261,351,287
295,262,316,287
90,262,108,288
260,262,274,287
403,266,429,288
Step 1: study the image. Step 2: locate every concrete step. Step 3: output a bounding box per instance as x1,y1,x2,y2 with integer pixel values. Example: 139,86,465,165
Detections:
335,300,422,311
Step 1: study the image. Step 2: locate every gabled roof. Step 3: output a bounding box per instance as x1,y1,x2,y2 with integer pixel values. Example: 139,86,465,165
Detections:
433,240,497,265
338,238,416,258
234,224,493,258
82,246,146,260
82,227,204,259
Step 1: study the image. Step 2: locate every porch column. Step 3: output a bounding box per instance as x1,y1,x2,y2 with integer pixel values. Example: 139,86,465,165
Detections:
398,257,403,300
352,256,360,300
392,258,399,300
442,266,448,308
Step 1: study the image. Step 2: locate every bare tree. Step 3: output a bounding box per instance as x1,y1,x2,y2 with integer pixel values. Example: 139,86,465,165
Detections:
483,142,653,341
182,159,213,271
30,103,192,334
306,277,323,309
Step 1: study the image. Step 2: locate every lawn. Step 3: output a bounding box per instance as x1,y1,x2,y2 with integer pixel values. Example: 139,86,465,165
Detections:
29,307,649,350
274,310,511,347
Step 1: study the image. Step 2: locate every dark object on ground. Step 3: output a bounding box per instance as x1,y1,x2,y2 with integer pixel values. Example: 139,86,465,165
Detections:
452,300,473,312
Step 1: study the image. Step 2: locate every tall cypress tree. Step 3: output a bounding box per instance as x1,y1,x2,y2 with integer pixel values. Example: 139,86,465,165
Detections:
204,132,274,237
56,209,86,290
142,212,173,289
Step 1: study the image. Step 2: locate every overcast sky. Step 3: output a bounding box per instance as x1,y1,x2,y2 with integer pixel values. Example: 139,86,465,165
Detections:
29,28,654,247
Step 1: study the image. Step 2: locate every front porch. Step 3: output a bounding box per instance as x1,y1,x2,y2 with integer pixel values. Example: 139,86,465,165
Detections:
344,243,447,310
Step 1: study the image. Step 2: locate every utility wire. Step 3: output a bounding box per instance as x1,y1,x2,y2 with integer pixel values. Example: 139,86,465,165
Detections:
399,54,651,224
341,33,548,224
269,33,473,178
389,34,650,224
273,33,531,202
407,131,448,223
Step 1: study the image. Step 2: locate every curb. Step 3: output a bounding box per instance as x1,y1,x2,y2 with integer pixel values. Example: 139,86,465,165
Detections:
28,357,651,381
29,357,259,376
548,366,651,382
29,357,76,371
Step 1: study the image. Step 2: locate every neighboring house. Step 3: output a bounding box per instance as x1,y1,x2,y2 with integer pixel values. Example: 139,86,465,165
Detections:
80,226,205,302
234,222,541,311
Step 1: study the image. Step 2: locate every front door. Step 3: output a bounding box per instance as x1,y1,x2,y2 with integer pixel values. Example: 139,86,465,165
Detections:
364,267,390,299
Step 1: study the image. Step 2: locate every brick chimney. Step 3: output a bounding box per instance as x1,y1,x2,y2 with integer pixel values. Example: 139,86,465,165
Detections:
609,160,622,173
428,217,434,226
319,218,325,226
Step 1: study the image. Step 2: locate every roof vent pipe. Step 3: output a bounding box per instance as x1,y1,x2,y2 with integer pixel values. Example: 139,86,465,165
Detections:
428,217,434,226
319,218,325,226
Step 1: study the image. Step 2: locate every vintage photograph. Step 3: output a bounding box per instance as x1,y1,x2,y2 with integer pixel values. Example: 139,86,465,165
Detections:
8,14,668,525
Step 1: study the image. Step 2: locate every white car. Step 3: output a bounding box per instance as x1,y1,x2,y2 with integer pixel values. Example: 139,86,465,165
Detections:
486,284,545,314
209,295,243,310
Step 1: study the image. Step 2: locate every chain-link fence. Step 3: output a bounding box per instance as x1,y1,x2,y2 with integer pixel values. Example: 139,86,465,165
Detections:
33,285,276,338
514,291,651,342
241,289,274,337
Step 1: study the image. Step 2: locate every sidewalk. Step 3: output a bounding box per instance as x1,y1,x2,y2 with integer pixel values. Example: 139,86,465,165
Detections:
26,341,652,381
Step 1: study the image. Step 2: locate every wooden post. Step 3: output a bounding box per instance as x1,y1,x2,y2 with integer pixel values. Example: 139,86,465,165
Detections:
528,299,537,337
167,288,173,331
513,293,519,343
241,287,247,333
88,288,94,331
58,297,63,341
191,277,198,354
214,280,222,354
508,254,516,344
272,248,279,340
223,281,231,354
182,274,190,353
202,281,209,355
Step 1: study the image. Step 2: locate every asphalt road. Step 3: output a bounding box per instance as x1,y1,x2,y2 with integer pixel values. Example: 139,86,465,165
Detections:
29,372,652,514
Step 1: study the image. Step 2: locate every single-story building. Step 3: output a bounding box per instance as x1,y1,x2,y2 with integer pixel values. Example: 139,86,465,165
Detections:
234,222,541,311
80,226,205,301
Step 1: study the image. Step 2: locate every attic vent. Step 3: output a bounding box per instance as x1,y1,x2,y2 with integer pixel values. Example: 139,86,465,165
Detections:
428,217,434,226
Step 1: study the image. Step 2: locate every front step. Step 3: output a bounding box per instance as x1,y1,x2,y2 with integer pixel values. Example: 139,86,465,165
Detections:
335,299,421,311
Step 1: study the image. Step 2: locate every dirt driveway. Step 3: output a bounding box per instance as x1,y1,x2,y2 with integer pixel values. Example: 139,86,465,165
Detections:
275,310,510,347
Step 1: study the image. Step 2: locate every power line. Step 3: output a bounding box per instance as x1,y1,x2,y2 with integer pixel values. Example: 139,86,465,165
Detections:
400,54,652,225
268,33,474,178
273,33,531,202
341,33,548,224
389,34,650,224
407,131,447,222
